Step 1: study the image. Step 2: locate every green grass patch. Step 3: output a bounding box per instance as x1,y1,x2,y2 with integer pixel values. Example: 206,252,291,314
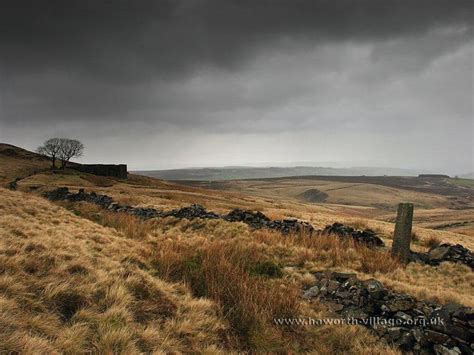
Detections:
448,178,474,188
249,261,283,278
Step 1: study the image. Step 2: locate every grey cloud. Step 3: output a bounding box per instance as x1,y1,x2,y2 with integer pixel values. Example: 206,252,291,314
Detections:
1,0,472,80
1,1,472,117
0,0,472,173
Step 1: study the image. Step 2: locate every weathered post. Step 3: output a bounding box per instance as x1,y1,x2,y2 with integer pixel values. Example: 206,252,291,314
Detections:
391,203,414,263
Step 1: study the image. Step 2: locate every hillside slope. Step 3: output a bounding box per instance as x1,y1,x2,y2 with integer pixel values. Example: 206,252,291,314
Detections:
135,166,417,181
0,188,226,353
1,144,473,353
0,143,50,184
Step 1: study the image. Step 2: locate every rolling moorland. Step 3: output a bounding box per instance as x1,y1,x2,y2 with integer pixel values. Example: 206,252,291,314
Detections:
0,143,473,354
183,175,474,238
135,166,419,181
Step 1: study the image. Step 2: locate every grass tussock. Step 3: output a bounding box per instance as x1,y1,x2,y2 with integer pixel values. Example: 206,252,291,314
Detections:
411,230,420,243
60,201,154,239
99,212,153,239
378,262,474,306
80,174,116,187
252,229,401,274
358,247,402,274
151,239,301,351
350,218,369,231
424,235,442,249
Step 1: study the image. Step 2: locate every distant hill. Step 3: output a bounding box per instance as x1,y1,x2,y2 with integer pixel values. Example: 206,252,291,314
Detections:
135,166,418,181
0,143,47,161
0,143,50,183
0,143,127,187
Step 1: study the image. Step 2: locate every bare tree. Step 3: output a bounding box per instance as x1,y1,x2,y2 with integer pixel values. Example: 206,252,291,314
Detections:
36,138,84,169
58,139,84,169
36,138,62,169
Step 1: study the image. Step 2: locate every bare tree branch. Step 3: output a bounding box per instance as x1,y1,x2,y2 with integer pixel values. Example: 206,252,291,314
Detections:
58,139,84,169
37,138,84,169
36,138,62,169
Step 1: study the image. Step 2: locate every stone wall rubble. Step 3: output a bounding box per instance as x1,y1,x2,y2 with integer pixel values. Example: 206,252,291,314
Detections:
303,271,473,354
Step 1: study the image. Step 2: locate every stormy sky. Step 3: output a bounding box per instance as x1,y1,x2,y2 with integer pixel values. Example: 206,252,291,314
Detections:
0,1,473,173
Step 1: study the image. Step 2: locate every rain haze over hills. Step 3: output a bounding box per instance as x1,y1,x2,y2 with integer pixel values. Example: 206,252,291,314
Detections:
0,0,472,175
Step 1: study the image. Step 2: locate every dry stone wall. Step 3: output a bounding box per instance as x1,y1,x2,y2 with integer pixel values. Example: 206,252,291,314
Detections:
71,164,127,179
43,187,473,269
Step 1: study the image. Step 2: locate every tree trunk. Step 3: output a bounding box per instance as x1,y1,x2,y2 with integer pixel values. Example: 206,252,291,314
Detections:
51,157,56,169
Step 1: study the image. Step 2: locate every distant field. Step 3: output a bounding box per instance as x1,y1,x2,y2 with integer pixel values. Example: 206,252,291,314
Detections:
181,175,474,208
449,178,474,188
135,166,418,180
180,175,474,237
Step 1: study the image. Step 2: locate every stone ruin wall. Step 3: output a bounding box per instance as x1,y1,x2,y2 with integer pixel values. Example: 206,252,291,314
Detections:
71,164,127,179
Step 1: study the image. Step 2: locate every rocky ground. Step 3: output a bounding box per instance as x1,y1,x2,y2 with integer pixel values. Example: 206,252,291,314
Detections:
410,244,474,270
322,222,385,247
303,271,473,355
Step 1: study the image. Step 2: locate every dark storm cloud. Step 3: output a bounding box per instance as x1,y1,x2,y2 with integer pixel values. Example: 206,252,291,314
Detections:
1,0,472,85
0,0,472,172
1,1,472,76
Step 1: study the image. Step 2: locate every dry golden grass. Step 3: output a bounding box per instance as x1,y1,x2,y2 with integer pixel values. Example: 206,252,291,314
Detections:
80,173,116,187
406,208,474,237
187,177,474,240
53,189,471,311
423,235,442,249
0,188,227,353
377,263,474,307
18,170,117,190
151,240,303,351
250,229,401,275
145,228,401,353
0,145,50,185
203,178,450,210
58,201,154,240
0,187,401,353
15,161,474,244
1,147,472,353
147,216,473,308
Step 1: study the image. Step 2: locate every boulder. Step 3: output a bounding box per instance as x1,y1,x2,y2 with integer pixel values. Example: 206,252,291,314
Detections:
411,244,473,270
429,246,451,261
225,209,315,234
162,204,220,220
424,330,450,344
433,345,462,355
302,286,319,299
327,280,340,293
363,279,385,299
386,296,415,312
323,222,385,247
